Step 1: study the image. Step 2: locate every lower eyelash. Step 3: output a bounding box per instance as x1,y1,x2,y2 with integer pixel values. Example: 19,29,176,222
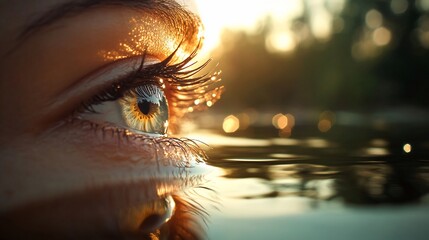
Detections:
68,118,208,167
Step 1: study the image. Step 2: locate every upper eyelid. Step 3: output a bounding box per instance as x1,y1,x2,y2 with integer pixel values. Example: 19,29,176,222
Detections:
44,56,148,121
80,46,222,112
17,0,200,45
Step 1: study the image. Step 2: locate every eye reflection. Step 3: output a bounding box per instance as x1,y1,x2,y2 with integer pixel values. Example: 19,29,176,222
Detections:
121,84,169,134
0,178,212,239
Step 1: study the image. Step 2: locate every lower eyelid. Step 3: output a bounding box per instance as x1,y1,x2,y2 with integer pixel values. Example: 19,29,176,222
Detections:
64,118,207,167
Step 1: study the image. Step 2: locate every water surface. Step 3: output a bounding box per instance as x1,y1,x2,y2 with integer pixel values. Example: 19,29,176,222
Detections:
195,123,429,240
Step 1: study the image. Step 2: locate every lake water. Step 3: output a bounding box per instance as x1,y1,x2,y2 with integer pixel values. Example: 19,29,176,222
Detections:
2,115,428,239
188,121,429,240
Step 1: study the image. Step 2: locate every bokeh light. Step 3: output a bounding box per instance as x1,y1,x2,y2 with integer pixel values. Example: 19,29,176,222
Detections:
271,113,295,137
391,0,409,14
403,143,412,153
318,111,335,133
272,113,288,129
365,9,383,29
372,27,392,46
223,115,240,133
265,31,296,54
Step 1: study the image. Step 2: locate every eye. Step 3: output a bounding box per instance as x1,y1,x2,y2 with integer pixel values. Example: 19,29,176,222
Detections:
120,84,169,134
78,51,224,137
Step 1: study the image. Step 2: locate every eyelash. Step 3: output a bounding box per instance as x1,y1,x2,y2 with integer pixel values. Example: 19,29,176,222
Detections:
80,45,223,132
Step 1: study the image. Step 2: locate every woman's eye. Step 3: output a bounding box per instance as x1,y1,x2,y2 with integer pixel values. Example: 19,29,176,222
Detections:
81,81,171,136
120,84,169,134
78,52,224,137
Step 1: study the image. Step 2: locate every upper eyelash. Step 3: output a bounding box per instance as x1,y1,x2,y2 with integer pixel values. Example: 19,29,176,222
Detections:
81,43,223,116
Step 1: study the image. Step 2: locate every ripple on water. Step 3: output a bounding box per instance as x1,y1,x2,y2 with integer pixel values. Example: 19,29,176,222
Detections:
224,158,278,162
269,164,339,179
223,154,309,163
269,153,310,160
216,178,273,199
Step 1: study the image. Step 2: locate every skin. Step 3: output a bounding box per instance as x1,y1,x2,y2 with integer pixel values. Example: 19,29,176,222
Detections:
0,0,209,237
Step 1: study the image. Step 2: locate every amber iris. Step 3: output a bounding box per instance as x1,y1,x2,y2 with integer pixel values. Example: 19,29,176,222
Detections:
120,84,169,134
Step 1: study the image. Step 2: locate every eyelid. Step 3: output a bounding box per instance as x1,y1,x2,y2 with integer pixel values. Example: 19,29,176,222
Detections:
41,56,159,127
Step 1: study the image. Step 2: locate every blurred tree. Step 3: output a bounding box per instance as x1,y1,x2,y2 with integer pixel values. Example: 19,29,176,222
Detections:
213,0,429,113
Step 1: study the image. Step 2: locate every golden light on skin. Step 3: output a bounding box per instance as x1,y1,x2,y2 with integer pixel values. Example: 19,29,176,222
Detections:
403,143,412,153
97,7,224,129
223,115,240,133
0,4,208,135
101,15,202,63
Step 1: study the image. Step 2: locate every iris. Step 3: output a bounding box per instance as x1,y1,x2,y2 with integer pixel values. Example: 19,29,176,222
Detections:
121,84,169,134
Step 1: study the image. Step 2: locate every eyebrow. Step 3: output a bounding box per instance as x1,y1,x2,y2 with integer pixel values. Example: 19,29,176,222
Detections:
19,0,200,42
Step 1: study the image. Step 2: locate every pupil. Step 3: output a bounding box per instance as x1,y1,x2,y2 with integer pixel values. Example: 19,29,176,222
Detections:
137,100,151,115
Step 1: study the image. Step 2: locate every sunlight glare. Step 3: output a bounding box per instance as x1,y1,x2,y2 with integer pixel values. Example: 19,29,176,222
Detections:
266,32,296,53
195,0,310,55
308,0,333,40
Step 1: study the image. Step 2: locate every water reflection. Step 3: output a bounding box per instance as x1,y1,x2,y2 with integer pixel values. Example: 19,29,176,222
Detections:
202,128,429,207
338,163,427,204
0,175,213,239
201,126,429,238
